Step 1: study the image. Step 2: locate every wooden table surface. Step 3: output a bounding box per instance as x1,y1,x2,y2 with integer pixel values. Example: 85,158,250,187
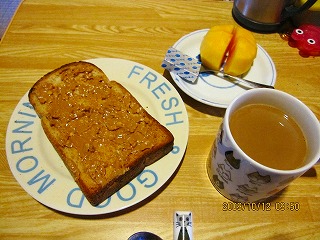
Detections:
1,0,319,239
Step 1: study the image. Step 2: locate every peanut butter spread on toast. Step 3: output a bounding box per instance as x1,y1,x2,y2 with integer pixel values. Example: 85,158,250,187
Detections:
28,62,174,205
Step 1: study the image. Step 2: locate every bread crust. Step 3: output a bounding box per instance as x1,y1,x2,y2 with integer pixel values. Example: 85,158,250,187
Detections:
29,61,174,206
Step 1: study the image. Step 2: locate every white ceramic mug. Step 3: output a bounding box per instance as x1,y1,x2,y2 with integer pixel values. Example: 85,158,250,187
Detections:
207,89,320,203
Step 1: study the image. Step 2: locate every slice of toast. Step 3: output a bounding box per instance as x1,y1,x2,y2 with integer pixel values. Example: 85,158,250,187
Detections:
28,61,174,206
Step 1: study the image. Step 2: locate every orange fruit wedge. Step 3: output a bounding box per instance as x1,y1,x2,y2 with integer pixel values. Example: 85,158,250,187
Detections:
200,25,234,71
200,25,257,76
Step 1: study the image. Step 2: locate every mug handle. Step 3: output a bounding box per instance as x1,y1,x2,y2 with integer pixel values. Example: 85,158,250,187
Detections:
283,0,317,18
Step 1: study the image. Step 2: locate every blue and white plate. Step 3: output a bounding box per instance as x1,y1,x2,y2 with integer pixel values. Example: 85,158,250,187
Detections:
170,29,276,108
6,58,189,215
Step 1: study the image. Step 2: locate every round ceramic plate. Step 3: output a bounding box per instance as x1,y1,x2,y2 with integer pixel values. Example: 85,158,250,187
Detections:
171,29,276,108
6,58,189,215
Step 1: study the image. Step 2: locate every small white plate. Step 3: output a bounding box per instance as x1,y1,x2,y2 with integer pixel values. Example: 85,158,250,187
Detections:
170,29,276,108
6,58,189,215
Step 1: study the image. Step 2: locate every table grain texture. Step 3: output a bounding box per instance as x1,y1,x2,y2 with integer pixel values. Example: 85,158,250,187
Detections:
1,0,319,239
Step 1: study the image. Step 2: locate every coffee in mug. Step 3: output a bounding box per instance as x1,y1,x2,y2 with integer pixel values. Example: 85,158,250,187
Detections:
229,103,307,170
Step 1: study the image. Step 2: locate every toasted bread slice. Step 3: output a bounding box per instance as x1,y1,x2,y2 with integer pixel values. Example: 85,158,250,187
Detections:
28,61,174,206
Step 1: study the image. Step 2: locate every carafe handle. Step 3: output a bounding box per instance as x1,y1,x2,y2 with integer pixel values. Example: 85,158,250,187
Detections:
283,0,317,19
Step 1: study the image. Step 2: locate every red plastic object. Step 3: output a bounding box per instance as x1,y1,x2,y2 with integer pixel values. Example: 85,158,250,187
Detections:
288,24,320,57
